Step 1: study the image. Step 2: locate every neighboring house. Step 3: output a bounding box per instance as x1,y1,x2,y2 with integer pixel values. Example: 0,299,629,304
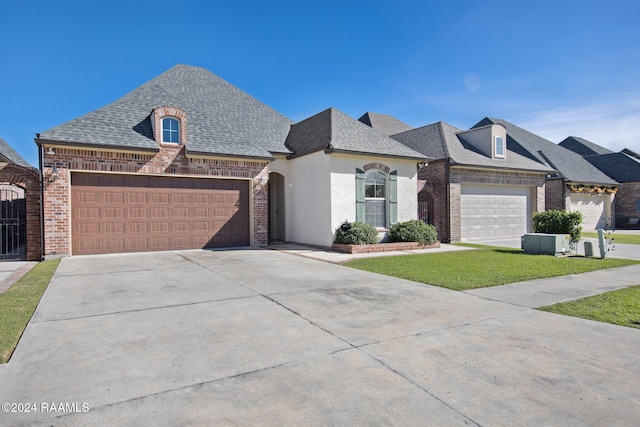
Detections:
35,64,427,257
0,137,41,260
474,118,619,230
557,136,614,157
381,120,554,242
560,136,640,228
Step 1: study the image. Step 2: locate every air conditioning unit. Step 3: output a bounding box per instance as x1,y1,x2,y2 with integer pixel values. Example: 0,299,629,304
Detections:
521,233,571,255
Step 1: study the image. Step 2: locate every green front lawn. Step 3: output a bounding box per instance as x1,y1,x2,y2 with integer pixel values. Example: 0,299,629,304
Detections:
540,285,640,329
344,246,639,291
582,232,640,245
0,259,60,363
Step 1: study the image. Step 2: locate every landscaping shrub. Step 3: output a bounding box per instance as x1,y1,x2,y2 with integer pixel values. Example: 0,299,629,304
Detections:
334,221,379,245
389,220,438,245
532,210,583,244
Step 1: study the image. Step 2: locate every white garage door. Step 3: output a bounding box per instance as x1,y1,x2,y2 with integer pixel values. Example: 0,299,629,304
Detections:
461,185,531,241
570,194,607,230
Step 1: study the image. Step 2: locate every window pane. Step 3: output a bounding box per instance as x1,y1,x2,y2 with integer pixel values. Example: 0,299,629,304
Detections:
495,136,504,156
365,185,376,198
365,200,385,228
365,170,385,185
162,118,179,143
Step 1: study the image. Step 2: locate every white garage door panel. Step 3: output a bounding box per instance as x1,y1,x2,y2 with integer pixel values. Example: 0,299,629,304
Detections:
461,185,531,241
570,194,607,230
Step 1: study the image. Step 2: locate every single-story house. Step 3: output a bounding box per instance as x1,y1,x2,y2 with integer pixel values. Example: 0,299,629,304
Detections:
473,118,619,231
35,64,427,257
0,137,41,260
559,136,640,228
369,117,555,242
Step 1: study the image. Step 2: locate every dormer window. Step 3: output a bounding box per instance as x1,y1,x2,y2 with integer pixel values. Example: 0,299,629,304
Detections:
162,117,180,143
151,106,187,146
494,135,505,158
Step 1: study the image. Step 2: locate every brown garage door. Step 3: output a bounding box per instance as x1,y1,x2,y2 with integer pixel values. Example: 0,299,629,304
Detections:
71,173,249,255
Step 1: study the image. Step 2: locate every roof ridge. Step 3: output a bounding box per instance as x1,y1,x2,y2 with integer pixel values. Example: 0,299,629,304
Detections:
436,122,451,159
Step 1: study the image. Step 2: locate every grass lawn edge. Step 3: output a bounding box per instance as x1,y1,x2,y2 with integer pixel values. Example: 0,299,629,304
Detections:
343,247,640,291
0,259,60,363
538,285,640,329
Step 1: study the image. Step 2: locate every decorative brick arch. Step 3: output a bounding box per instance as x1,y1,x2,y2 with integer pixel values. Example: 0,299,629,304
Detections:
152,106,188,146
362,162,390,174
0,163,42,260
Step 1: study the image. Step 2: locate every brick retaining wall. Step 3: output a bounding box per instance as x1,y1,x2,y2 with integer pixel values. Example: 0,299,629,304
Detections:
332,241,441,254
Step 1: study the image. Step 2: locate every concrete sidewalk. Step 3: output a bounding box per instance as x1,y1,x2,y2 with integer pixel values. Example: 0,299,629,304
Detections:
465,263,640,308
272,241,640,308
0,261,38,293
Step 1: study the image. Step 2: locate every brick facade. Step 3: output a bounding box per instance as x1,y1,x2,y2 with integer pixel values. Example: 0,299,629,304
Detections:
419,162,546,242
417,160,448,242
0,163,42,260
614,182,640,227
42,144,268,257
545,178,566,211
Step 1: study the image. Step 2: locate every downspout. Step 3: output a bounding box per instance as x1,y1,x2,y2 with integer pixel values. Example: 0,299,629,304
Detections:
37,139,45,260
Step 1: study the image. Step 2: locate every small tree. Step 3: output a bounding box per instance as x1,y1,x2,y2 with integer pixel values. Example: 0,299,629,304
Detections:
532,210,583,246
389,220,438,245
334,221,379,245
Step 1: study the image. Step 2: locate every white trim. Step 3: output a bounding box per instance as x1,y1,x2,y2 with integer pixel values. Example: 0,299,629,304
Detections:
494,135,505,158
161,116,180,144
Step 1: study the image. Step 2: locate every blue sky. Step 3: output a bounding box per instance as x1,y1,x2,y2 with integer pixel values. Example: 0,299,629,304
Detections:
2,0,639,166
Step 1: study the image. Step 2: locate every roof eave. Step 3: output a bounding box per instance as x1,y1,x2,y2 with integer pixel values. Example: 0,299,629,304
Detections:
450,161,556,175
186,149,274,162
35,138,160,154
325,147,431,162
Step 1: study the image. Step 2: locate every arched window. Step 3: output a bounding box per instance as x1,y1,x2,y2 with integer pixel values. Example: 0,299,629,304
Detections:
356,167,397,228
162,117,180,143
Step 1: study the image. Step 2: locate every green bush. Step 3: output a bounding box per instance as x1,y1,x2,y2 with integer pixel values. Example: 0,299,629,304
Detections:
532,210,583,244
389,220,438,245
334,221,379,245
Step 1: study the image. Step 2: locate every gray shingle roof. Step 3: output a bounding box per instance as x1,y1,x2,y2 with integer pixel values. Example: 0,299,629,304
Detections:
585,152,640,183
559,136,614,156
0,136,33,168
474,118,617,184
37,64,294,159
391,121,554,173
358,112,413,136
285,108,428,160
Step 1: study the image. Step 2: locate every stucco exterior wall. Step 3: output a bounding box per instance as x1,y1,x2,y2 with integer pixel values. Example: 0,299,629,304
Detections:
329,154,418,245
285,151,332,246
272,153,419,247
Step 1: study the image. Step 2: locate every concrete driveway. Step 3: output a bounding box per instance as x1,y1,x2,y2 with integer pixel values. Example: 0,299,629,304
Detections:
1,249,639,426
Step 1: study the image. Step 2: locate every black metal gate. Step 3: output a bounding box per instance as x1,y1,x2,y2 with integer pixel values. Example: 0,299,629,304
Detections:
0,185,26,260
